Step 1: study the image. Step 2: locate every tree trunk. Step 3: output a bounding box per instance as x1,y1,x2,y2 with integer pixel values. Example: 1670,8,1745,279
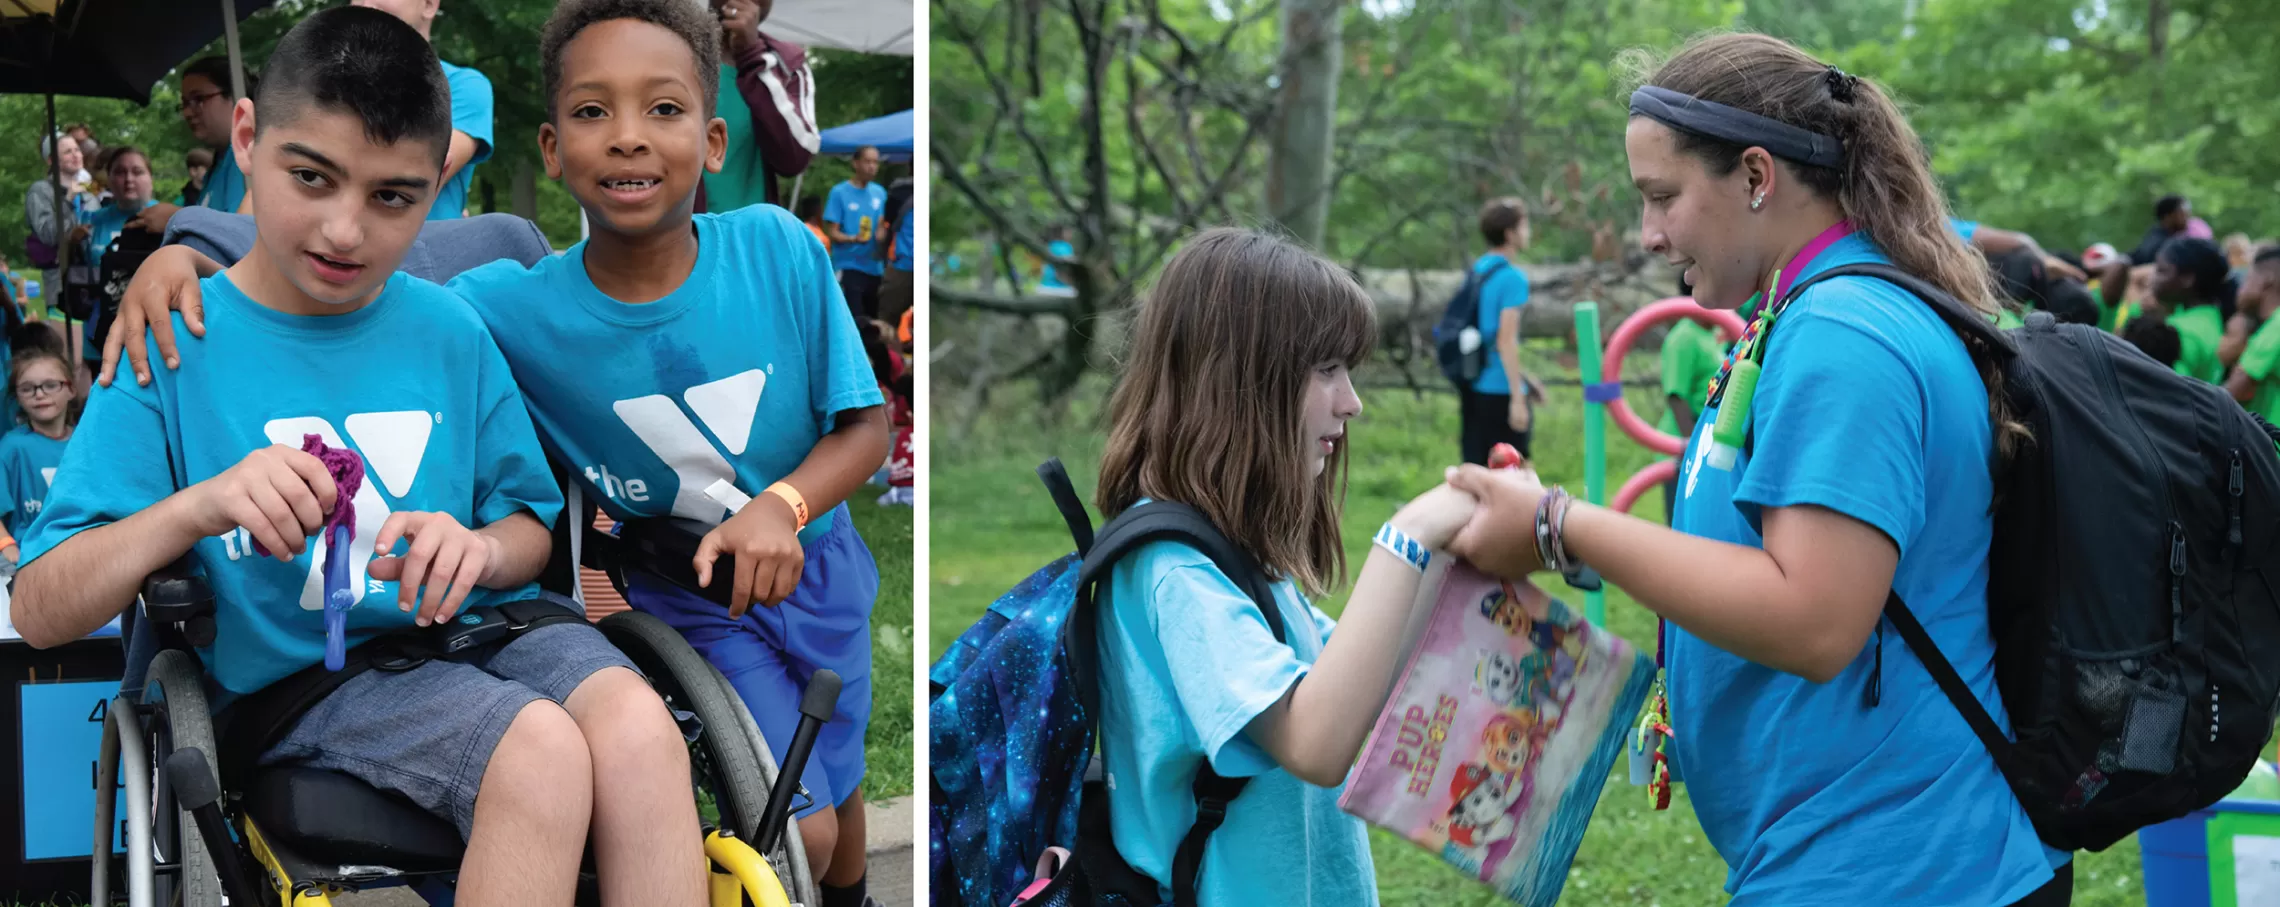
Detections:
511,160,538,221
2148,0,2170,114
1267,0,1344,248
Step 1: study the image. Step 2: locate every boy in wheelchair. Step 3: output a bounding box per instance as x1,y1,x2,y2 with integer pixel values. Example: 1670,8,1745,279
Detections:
106,1,893,902
11,9,708,905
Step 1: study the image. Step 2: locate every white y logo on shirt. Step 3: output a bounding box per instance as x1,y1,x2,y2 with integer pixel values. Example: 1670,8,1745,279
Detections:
589,368,766,525
214,412,437,611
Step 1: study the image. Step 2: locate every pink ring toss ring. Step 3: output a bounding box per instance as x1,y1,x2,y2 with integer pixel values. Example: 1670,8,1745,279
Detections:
1600,298,1746,456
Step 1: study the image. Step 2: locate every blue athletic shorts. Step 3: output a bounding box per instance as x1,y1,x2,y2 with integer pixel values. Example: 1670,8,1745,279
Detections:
625,502,878,818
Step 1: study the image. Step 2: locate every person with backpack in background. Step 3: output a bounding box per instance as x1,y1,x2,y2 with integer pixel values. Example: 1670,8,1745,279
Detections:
1457,197,1543,463
0,346,76,573
78,146,163,375
1078,227,1473,906
1442,34,2075,905
2144,236,2235,383
2223,246,2280,420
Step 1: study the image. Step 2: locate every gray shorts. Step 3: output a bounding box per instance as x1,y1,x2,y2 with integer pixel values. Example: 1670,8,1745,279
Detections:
256,620,638,838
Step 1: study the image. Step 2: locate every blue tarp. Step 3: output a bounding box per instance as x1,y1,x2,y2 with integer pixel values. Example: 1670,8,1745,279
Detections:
817,109,912,162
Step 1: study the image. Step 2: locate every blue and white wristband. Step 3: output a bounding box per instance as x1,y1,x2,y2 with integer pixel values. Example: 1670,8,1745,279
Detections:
1373,522,1432,573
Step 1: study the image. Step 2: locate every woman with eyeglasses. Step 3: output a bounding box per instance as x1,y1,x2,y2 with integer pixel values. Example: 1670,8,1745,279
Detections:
0,344,79,570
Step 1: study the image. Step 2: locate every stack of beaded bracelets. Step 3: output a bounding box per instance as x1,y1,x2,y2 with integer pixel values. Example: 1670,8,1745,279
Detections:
1534,485,1583,578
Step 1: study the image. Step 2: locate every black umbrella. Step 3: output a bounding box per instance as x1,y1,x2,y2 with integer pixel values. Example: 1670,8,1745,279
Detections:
0,0,278,102
0,0,276,348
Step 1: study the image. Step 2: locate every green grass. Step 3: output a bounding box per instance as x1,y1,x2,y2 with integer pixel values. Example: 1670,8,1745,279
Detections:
849,491,916,803
928,354,2151,905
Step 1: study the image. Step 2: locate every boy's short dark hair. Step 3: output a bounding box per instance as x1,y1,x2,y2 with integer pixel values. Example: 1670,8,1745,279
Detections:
2123,312,2183,368
186,147,214,169
540,0,721,121
182,55,256,98
254,7,453,168
2155,194,2188,221
2256,245,2280,269
1478,197,1526,248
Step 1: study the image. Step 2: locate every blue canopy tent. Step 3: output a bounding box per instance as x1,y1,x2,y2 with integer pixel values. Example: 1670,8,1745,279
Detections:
818,109,912,161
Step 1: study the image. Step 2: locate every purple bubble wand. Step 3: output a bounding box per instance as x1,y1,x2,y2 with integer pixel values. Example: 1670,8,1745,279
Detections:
253,434,364,670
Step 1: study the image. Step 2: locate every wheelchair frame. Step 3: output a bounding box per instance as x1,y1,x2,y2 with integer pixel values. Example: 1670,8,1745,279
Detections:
86,561,823,907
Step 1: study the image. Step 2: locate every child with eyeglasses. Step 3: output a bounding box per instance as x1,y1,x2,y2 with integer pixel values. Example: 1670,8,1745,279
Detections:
0,346,77,570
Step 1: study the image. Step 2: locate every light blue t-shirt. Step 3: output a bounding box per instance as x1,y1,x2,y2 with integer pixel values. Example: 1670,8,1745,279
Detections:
1950,218,1980,243
1668,234,2065,904
1039,240,1073,291
446,205,884,542
198,147,247,214
1098,534,1377,907
1471,253,1530,395
19,271,562,696
825,180,887,276
0,425,66,534
432,60,495,221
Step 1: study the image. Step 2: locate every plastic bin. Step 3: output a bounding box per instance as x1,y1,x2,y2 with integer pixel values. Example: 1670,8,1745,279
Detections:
2142,797,2280,907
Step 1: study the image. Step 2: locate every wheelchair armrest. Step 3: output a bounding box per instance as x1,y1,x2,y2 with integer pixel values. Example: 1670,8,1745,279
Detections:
141,553,216,647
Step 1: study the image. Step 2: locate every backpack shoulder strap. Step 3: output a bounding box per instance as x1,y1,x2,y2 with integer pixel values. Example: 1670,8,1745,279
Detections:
1066,500,1285,907
1035,458,1097,554
1776,261,2018,360
1761,263,2026,781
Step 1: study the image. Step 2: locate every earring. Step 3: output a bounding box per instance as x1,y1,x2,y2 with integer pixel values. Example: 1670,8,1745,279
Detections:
1751,195,1765,211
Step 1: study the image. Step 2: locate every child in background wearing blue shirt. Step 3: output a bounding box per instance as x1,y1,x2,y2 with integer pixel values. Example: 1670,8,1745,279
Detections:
1448,34,2071,907
36,10,707,904
0,347,76,571
78,146,161,369
1091,228,1476,906
826,145,888,320
104,1,891,902
1462,198,1543,464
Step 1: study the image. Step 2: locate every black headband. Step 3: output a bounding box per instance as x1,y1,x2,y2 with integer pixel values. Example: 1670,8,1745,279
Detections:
1628,85,1846,170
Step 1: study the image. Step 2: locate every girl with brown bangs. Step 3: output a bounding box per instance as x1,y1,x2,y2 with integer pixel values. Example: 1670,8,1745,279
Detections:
0,342,79,571
1442,34,2072,907
1089,227,1475,906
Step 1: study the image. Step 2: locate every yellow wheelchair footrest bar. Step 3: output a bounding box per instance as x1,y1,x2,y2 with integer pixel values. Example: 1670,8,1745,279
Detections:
241,819,336,906
705,829,790,907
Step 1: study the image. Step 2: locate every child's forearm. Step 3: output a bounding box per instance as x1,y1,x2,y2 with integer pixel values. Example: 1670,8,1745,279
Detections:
13,495,207,648
776,405,890,520
475,511,551,589
1247,546,1432,787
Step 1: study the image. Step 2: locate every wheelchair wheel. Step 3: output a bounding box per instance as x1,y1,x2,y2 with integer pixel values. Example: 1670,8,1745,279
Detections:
700,657,818,902
144,648,224,906
597,611,771,835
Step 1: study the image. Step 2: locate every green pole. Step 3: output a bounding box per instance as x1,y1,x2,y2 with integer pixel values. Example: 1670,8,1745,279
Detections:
1574,301,1608,627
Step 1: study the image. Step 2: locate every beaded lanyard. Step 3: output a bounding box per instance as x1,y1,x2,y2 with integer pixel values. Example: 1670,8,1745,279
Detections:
1642,221,1854,810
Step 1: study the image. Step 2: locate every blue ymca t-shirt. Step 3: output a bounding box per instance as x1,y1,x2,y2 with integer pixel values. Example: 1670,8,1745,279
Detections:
198,147,247,215
19,271,562,696
1668,234,2065,904
1471,253,1530,395
1950,217,1980,243
431,60,495,221
1097,529,1377,907
826,180,887,276
0,425,66,534
446,204,884,541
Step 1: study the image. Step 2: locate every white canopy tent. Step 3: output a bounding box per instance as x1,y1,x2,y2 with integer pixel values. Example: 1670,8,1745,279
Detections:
760,0,913,56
